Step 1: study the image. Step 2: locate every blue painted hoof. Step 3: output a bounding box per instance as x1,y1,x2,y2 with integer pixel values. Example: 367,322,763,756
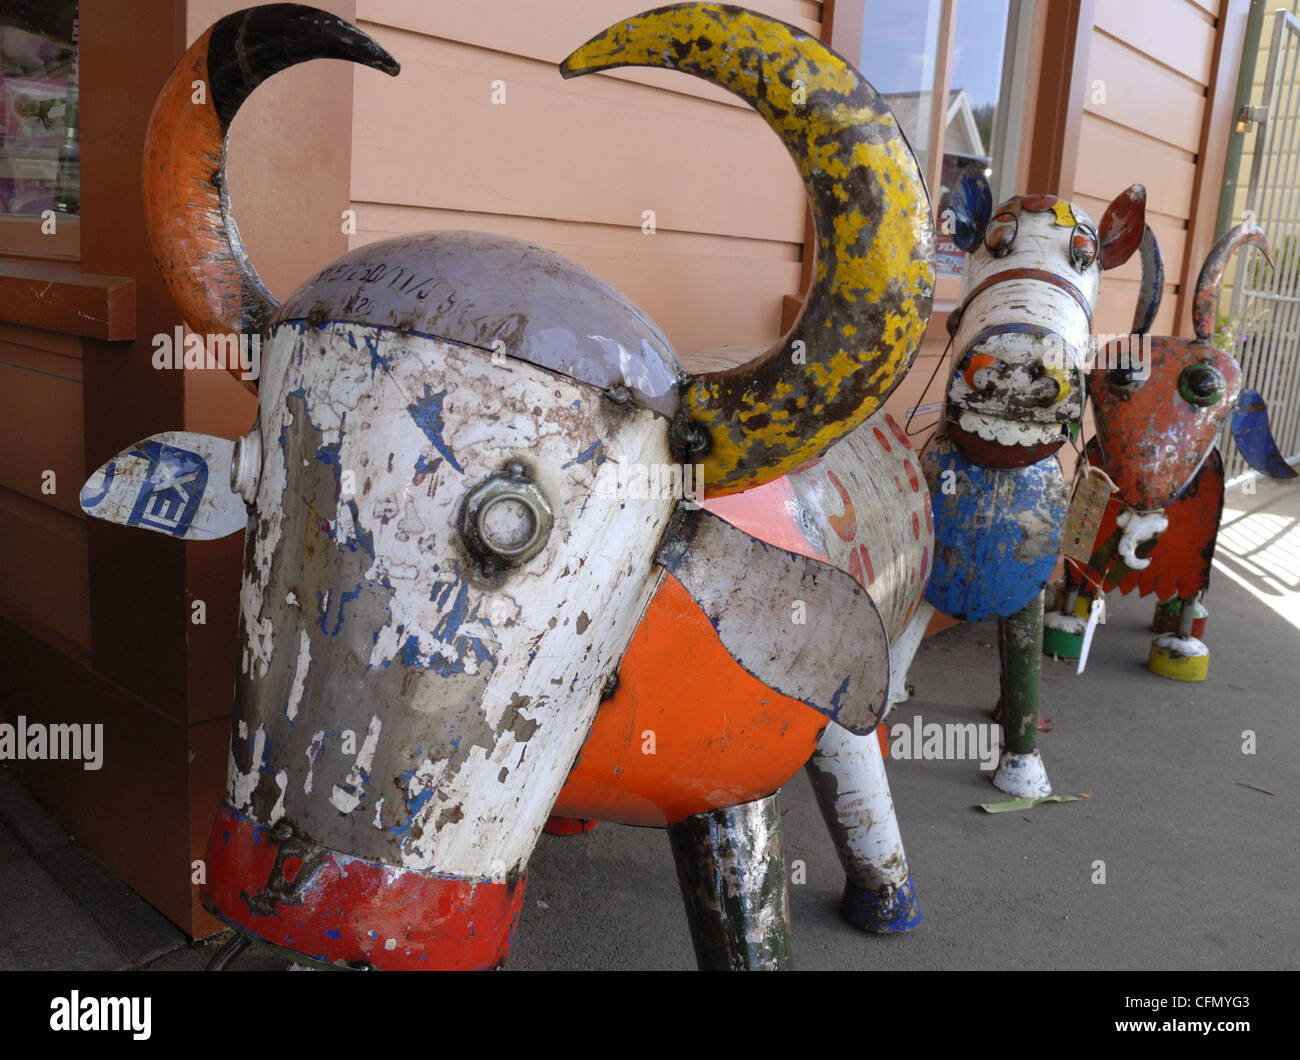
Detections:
840,874,922,933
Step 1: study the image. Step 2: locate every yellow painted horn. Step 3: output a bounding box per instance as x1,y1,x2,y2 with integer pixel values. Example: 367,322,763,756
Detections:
561,3,935,495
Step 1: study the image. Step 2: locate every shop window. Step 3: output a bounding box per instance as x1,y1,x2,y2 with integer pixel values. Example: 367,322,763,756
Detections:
0,1,78,223
858,0,1032,279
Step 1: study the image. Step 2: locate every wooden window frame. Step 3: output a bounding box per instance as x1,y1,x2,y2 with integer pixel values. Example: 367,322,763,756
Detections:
0,4,134,341
805,0,1065,338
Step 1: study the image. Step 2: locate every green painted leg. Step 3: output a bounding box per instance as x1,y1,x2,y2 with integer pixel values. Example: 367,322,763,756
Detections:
993,590,1051,796
667,792,793,970
1044,573,1090,660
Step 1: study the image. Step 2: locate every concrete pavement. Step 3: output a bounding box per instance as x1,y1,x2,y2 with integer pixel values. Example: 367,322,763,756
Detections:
1,478,1295,972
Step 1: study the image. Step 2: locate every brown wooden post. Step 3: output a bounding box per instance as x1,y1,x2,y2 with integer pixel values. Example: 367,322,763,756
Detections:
1025,0,1096,197
1174,0,1253,337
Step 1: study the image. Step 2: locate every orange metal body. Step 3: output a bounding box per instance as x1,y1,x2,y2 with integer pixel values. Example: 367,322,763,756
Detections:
551,571,827,827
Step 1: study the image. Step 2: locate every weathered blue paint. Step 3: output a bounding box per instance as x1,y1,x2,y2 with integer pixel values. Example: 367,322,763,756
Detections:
388,760,440,842
406,385,464,473
351,329,391,376
840,873,921,932
1232,389,1297,479
829,674,852,716
1132,224,1164,335
922,436,1066,621
126,441,208,536
562,441,604,468
79,461,115,509
950,167,993,251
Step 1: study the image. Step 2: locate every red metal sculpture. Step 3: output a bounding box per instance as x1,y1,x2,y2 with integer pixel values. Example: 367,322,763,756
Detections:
1050,222,1292,680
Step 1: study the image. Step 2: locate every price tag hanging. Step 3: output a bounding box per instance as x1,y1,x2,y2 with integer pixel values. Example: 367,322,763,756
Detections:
1077,597,1106,675
1062,464,1117,564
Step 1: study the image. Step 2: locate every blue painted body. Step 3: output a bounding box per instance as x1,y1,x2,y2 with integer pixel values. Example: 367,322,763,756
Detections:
1232,389,1297,479
921,436,1067,621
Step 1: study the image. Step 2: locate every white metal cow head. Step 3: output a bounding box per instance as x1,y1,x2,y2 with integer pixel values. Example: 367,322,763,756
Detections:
943,172,1146,468
80,4,934,968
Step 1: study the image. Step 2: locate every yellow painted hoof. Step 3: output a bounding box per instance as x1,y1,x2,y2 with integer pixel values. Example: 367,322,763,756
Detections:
1148,634,1209,682
1049,582,1094,619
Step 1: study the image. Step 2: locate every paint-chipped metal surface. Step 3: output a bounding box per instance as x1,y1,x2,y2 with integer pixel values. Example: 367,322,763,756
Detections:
946,207,1094,464
121,0,959,970
229,321,675,883
1232,389,1298,479
1069,447,1225,600
805,721,916,926
704,411,933,641
942,181,1146,468
1192,222,1271,342
563,3,935,494
80,430,248,540
550,569,830,827
921,435,1066,621
1131,225,1165,335
1088,222,1276,510
1089,335,1240,510
996,591,1044,755
275,231,682,417
658,507,889,735
204,804,525,969
553,410,931,827
667,793,793,970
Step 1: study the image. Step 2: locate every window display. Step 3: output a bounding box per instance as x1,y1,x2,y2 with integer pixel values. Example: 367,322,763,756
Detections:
0,1,78,216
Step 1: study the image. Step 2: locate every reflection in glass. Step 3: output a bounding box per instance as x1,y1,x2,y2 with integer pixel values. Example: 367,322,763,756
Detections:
861,0,1010,275
0,1,79,216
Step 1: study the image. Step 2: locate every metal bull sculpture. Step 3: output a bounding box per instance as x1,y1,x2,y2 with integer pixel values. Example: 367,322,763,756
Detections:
548,411,934,963
892,170,1147,798
1051,221,1292,682
535,6,935,965
78,4,933,969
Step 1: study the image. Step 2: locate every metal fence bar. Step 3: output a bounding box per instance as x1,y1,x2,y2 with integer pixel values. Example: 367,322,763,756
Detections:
1224,10,1300,483
1260,20,1300,471
1245,15,1300,471
1236,21,1291,470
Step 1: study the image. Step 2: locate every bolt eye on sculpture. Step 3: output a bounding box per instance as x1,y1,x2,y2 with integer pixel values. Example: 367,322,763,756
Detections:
1052,221,1292,681
79,4,935,969
898,169,1147,798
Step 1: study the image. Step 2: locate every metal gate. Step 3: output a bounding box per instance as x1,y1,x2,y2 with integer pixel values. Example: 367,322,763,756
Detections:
1226,8,1300,483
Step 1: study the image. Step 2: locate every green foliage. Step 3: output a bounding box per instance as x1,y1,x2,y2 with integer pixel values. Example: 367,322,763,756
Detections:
970,102,996,156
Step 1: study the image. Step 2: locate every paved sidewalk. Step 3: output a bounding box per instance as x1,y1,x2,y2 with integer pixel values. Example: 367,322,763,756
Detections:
2,478,1295,971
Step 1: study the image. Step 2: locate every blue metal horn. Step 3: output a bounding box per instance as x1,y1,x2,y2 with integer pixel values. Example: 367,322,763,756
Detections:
1232,389,1297,479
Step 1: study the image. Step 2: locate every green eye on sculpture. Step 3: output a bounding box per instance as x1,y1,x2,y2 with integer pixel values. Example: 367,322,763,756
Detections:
1178,362,1225,406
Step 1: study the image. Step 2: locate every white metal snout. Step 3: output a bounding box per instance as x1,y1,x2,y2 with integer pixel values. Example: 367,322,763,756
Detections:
1115,508,1169,570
